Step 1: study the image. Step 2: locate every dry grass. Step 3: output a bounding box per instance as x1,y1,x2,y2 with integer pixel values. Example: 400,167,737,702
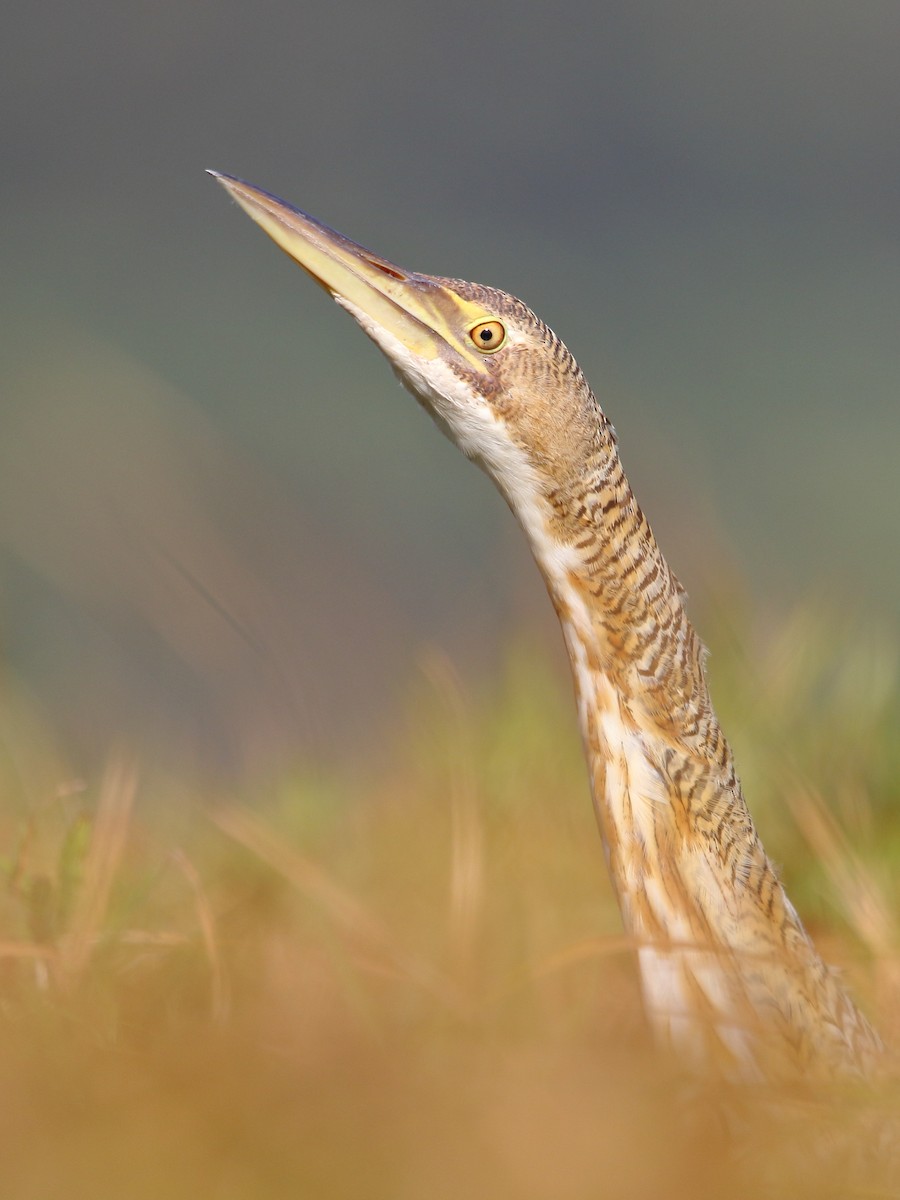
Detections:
0,610,898,1197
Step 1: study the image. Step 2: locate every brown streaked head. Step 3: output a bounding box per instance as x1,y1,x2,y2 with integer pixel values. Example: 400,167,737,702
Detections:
209,170,607,518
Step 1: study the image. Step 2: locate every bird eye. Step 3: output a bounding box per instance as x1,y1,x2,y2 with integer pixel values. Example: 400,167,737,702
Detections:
469,320,506,353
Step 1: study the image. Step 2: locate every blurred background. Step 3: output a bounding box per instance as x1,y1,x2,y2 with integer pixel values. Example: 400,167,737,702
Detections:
1,0,898,776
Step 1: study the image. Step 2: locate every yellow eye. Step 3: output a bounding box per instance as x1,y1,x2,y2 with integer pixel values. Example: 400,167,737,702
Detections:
469,319,506,353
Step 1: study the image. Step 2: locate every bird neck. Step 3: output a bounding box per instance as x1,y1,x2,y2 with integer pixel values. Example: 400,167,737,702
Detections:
516,426,881,1080
536,429,714,765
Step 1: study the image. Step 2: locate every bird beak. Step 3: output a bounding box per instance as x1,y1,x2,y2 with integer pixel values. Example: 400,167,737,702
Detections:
209,170,491,372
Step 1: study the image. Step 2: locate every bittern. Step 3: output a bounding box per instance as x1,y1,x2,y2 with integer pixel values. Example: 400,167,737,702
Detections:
211,171,883,1084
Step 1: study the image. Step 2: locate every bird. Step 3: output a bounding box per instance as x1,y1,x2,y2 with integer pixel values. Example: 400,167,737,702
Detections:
210,170,884,1085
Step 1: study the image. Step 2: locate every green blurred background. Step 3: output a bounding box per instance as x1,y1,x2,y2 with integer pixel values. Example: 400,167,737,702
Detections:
1,0,898,774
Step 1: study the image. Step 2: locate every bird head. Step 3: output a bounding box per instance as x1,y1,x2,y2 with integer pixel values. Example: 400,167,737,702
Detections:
210,173,611,547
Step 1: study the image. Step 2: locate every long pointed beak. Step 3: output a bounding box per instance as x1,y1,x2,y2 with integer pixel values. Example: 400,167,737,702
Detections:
209,170,489,371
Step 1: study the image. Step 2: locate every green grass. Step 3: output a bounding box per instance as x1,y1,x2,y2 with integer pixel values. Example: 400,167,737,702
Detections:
1,605,898,1197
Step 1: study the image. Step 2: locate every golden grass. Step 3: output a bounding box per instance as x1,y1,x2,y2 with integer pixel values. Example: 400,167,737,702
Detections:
1,608,898,1197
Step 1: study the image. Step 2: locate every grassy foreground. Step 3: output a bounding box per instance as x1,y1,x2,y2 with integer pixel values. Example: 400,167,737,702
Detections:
1,605,898,1197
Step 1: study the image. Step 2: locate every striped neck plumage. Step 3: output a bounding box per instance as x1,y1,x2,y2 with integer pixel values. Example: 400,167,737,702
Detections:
498,409,883,1082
